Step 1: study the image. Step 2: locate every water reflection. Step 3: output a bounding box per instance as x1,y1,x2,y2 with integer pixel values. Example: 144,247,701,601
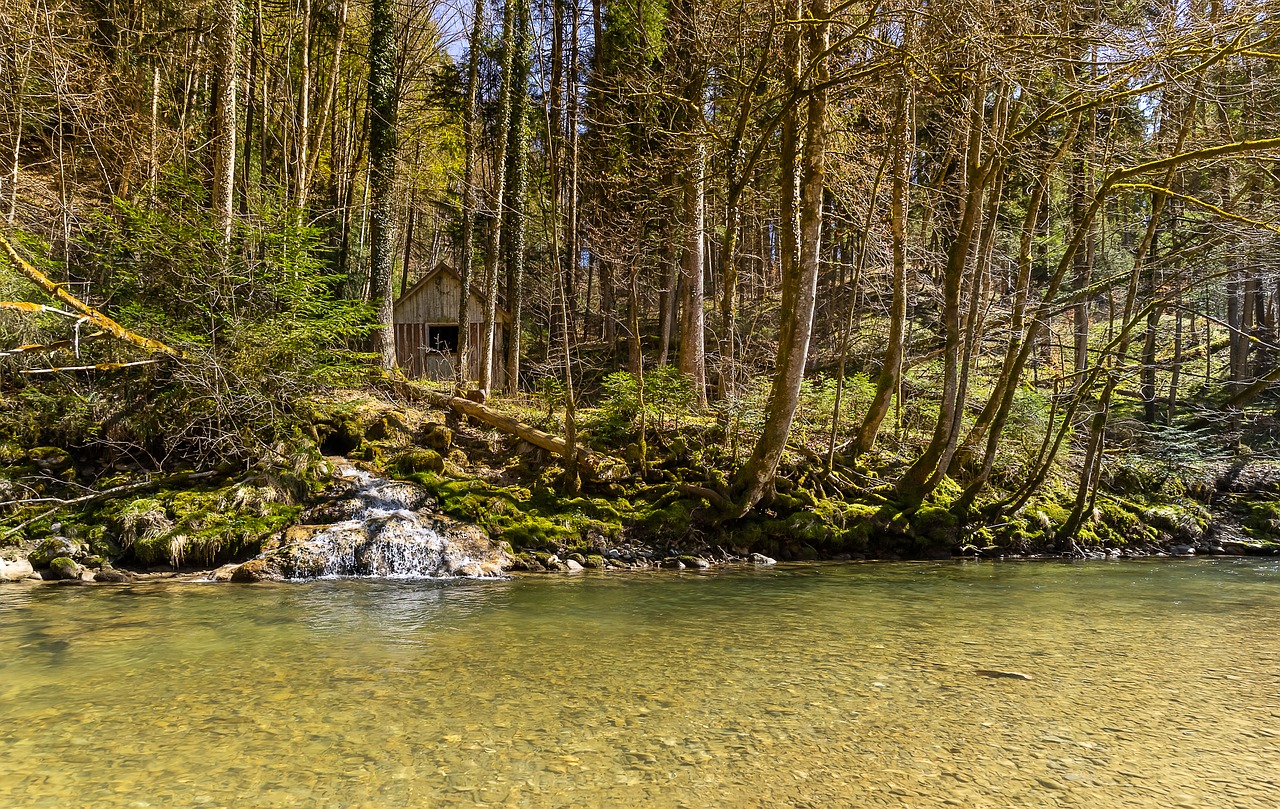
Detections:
0,560,1278,807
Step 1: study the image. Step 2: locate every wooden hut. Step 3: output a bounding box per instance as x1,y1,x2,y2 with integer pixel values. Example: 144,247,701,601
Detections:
393,263,509,386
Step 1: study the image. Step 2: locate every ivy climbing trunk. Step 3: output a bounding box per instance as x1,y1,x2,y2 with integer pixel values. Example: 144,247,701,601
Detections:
367,0,399,371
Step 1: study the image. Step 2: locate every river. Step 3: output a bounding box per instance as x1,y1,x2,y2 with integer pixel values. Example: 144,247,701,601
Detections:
1,559,1278,807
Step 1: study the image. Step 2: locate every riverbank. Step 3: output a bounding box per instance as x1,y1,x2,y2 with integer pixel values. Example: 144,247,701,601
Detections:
3,387,1280,584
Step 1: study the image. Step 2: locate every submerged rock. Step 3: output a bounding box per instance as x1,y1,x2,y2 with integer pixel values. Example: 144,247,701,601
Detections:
94,566,131,583
230,466,509,582
749,553,777,566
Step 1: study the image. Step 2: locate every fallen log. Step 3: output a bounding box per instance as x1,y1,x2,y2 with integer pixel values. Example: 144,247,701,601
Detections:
422,390,624,480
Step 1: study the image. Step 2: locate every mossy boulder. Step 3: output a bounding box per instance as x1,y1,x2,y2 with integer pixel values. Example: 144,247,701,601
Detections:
28,446,72,473
419,422,454,452
29,537,80,567
392,447,445,475
47,556,82,580
366,411,409,441
909,506,960,554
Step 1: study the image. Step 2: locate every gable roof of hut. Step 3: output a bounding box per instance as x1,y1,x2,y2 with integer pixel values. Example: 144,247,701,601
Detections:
394,262,511,323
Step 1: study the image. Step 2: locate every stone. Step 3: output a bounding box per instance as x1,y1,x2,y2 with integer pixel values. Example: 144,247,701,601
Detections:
1170,544,1196,556
565,559,584,572
749,553,777,566
510,553,545,572
392,447,444,475
679,555,710,569
209,563,239,582
0,557,34,582
47,557,83,580
28,446,72,472
94,566,131,583
230,558,274,583
533,553,568,572
302,498,364,524
365,411,409,441
419,422,453,452
29,537,80,567
583,555,606,569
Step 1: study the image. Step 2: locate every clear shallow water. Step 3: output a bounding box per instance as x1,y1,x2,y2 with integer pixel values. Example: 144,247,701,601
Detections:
1,560,1278,808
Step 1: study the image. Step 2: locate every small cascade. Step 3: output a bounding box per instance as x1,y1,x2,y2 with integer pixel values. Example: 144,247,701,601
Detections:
230,465,510,581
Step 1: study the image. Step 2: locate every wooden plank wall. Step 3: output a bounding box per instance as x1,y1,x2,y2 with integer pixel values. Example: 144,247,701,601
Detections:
394,269,506,386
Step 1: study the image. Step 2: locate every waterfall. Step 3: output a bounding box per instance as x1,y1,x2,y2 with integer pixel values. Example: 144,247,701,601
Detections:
230,465,510,581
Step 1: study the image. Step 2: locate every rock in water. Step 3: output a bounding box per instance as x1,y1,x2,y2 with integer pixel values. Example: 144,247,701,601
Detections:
231,465,510,582
0,557,34,582
749,553,777,566
47,557,83,580
974,669,1035,681
29,537,80,568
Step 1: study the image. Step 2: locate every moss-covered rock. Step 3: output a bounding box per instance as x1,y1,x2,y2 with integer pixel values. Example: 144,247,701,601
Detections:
47,556,82,580
29,537,80,567
366,411,409,441
419,422,453,452
392,447,445,475
28,446,72,473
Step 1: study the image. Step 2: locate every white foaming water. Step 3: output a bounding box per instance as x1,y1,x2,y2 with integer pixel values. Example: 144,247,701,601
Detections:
285,465,506,580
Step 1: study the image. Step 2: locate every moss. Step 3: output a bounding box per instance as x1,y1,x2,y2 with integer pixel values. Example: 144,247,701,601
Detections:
777,511,830,545
391,447,444,475
83,481,303,568
639,500,692,537
418,422,453,452
910,506,960,550
29,537,79,567
48,556,81,580
1243,498,1280,539
1097,498,1143,541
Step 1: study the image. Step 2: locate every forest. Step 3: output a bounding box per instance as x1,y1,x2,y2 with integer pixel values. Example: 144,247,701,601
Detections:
3,0,1280,571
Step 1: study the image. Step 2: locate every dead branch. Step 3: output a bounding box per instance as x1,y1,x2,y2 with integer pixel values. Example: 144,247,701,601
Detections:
0,469,221,541
0,234,185,359
22,360,162,374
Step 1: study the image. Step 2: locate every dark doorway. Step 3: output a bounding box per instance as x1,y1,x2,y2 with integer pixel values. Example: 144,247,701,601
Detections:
426,325,459,353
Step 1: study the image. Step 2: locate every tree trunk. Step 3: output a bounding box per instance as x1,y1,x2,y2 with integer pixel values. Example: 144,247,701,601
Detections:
480,0,517,393
296,0,313,216
211,0,240,245
678,139,708,407
896,72,989,503
856,76,912,454
730,0,826,515
367,0,399,370
455,0,484,387
505,0,532,396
